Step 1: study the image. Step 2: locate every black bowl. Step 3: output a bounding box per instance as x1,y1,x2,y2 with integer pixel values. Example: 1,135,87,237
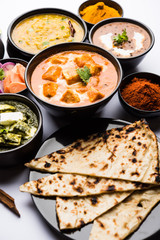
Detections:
89,18,155,70
78,0,123,30
25,42,122,117
0,58,28,95
118,72,160,117
0,38,4,59
0,93,43,167
7,8,87,61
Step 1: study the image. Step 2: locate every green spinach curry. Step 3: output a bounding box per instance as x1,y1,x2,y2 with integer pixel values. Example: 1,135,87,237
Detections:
0,101,38,151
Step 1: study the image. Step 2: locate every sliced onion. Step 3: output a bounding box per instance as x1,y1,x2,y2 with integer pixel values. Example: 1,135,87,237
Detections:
2,62,15,74
0,80,4,93
0,63,3,68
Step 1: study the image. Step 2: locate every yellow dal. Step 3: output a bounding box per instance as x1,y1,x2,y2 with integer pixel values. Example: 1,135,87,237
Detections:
12,14,84,54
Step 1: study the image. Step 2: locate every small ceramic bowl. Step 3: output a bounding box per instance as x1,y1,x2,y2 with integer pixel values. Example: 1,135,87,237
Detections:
25,42,122,118
0,93,43,167
0,38,4,59
78,0,123,29
89,18,155,69
118,72,160,117
0,58,28,95
7,8,87,61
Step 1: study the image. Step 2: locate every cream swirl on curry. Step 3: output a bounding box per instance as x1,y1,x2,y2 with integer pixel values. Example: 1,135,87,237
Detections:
31,50,118,106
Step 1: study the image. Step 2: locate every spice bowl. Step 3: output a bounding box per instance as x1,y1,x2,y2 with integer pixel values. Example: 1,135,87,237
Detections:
78,0,123,29
118,72,160,117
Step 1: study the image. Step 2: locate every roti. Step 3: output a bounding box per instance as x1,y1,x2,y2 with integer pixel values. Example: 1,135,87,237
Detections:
19,173,150,197
89,188,160,240
56,191,132,229
25,120,159,184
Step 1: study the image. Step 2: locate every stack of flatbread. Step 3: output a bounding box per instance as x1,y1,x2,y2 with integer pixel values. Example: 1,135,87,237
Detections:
20,119,160,239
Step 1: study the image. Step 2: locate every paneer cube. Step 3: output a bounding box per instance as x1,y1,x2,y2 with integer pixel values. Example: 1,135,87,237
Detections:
62,68,81,85
60,89,80,103
43,82,58,98
86,63,102,76
74,54,94,68
50,56,68,65
87,86,104,102
42,66,62,82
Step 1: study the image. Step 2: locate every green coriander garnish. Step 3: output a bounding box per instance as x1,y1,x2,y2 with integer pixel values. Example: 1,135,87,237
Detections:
18,40,23,43
113,29,128,46
0,68,5,81
61,17,66,20
76,66,91,85
61,26,65,30
42,41,50,46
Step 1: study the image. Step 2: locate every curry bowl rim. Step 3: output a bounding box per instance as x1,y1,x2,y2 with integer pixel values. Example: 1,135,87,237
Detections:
25,41,123,110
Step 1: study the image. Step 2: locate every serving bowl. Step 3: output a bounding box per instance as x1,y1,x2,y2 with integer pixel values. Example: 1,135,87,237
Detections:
0,58,28,95
7,8,87,61
89,18,155,69
0,38,4,59
0,93,43,167
78,0,123,29
118,72,160,117
25,42,122,117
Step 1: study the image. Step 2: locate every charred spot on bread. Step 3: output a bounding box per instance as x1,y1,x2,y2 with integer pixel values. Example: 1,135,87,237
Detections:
44,162,51,168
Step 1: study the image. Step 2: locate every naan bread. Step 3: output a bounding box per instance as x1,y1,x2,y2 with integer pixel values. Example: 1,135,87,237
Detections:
56,191,132,229
89,188,160,240
19,173,150,197
26,120,159,184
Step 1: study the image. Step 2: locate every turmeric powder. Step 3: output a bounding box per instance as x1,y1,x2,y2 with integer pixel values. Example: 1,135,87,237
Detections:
80,2,121,24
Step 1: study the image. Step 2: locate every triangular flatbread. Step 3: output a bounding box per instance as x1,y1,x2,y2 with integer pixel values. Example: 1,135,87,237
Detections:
89,188,160,240
56,191,132,229
25,120,159,184
20,173,150,197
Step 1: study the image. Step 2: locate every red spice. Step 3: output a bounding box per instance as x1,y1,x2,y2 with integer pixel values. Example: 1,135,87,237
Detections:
121,77,160,111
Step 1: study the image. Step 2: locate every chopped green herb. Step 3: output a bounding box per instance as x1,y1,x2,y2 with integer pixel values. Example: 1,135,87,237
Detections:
113,29,128,46
0,129,8,134
76,66,91,85
42,41,50,46
0,68,5,81
61,17,66,20
61,26,65,30
18,40,23,43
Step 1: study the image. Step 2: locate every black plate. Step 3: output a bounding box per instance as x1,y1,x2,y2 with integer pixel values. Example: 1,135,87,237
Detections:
29,118,160,240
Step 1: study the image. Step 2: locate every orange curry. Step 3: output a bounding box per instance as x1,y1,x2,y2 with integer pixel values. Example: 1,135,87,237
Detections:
31,50,118,107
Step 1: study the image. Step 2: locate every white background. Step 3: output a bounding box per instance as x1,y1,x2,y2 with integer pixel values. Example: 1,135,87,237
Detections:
0,0,160,239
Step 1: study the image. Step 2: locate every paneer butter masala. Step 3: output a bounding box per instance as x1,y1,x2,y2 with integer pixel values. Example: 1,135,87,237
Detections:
31,51,118,107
